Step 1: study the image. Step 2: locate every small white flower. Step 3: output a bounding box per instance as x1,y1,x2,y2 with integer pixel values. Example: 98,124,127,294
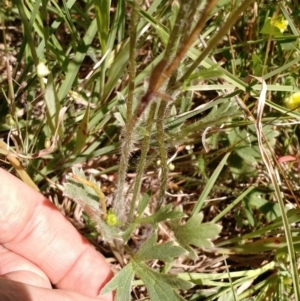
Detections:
37,62,50,77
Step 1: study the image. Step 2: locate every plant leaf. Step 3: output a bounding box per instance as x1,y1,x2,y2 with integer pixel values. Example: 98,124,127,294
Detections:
173,213,222,254
64,168,100,211
132,260,193,301
101,264,134,301
135,233,186,262
74,102,90,155
136,204,185,225
244,189,281,222
101,232,191,300
63,167,121,241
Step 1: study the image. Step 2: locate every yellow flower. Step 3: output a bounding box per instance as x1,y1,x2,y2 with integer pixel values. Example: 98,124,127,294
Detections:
284,92,300,111
271,15,288,33
105,209,122,226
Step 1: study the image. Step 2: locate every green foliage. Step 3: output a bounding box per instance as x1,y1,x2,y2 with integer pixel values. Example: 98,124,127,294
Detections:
260,15,288,36
171,213,222,259
131,261,193,301
73,100,90,155
64,168,121,241
101,264,134,301
227,124,280,179
134,232,187,262
64,168,100,213
136,204,185,225
101,233,193,301
3,0,300,300
243,189,281,223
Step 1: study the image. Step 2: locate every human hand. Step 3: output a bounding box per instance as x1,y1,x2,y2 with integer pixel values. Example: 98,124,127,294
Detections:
0,168,114,301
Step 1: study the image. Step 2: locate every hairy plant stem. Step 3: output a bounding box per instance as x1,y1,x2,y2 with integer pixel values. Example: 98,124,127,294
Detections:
176,0,256,87
164,0,193,62
176,0,203,47
114,0,140,224
149,0,189,207
136,0,217,117
152,0,218,93
134,0,201,183
156,99,169,208
128,102,157,222
114,119,135,224
155,63,179,206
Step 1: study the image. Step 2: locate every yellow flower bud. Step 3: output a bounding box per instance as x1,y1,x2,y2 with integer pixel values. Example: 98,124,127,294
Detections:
284,92,300,111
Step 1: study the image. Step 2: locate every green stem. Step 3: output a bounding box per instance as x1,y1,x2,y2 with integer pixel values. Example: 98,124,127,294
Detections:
176,0,256,87
113,0,141,224
129,102,157,222
113,118,135,224
163,0,193,62
156,100,168,208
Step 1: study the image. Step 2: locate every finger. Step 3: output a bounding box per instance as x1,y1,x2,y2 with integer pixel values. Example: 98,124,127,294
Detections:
0,245,51,288
0,168,113,300
0,278,109,301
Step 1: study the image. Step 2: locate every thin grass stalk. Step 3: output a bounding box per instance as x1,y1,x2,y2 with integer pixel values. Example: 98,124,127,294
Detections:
128,102,157,222
113,0,140,224
252,77,300,300
1,16,15,114
260,148,300,299
41,0,49,49
224,257,238,301
176,0,256,87
16,2,40,74
94,0,109,52
16,2,59,135
94,0,109,100
271,171,300,300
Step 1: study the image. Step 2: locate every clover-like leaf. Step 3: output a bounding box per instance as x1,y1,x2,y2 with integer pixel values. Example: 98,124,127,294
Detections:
135,232,186,262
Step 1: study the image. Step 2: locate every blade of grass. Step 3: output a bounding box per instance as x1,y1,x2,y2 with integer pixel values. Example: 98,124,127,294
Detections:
57,18,98,101
192,152,231,215
252,76,300,300
212,186,256,223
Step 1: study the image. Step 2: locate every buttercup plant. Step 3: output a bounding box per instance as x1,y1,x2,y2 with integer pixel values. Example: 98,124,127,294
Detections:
2,0,300,300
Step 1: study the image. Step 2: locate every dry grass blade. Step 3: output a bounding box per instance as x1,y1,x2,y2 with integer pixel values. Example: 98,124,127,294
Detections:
253,76,300,301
